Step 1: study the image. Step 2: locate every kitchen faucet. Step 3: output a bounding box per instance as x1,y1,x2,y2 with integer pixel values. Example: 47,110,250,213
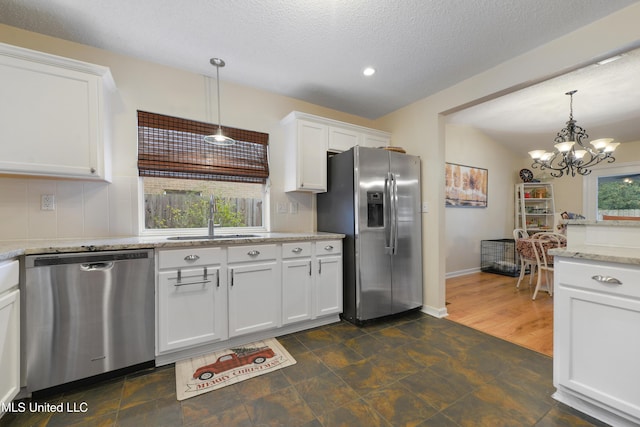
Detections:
208,195,217,238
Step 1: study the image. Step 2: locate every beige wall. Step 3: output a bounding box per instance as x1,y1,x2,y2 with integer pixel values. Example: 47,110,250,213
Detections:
0,24,385,239
376,3,640,316
444,125,521,276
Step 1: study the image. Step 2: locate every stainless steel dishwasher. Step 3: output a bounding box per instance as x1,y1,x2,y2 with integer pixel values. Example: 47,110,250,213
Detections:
24,249,154,392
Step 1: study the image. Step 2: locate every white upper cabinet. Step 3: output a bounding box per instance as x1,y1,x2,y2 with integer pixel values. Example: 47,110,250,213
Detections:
281,111,391,193
0,42,115,181
328,126,361,152
362,132,390,148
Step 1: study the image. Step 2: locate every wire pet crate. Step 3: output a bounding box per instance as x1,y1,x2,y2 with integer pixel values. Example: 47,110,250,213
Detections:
481,239,520,277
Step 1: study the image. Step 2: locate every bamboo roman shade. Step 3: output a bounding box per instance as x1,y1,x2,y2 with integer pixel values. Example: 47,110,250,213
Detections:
137,111,269,183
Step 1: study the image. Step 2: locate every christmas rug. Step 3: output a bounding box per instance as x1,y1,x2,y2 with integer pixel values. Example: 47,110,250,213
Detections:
175,338,296,401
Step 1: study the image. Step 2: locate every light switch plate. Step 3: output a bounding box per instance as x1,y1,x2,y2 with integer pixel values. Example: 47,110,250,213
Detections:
277,201,288,214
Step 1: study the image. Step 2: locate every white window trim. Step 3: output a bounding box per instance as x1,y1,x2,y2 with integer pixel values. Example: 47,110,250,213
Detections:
583,161,640,220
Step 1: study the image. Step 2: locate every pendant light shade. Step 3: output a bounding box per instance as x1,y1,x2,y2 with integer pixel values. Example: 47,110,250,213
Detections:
204,57,235,146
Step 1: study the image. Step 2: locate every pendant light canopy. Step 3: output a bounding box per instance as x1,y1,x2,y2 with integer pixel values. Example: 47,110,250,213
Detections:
204,57,235,146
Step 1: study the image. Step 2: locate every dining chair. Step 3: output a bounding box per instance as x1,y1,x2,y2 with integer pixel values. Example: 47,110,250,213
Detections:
530,232,566,300
513,228,537,290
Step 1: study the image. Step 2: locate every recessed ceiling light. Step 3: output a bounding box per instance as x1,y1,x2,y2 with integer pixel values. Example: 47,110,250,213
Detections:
596,55,623,66
363,67,376,76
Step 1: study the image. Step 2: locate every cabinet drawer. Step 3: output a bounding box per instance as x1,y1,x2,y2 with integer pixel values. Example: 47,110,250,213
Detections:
282,242,312,259
315,240,342,256
228,244,277,263
0,260,19,294
158,247,224,269
556,259,640,299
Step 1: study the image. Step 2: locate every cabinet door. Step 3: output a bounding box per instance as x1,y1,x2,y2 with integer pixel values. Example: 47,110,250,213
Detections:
555,260,640,419
157,267,226,353
0,45,112,181
363,133,390,148
228,262,280,337
0,289,20,406
328,126,360,152
315,255,343,317
296,120,328,192
282,259,313,325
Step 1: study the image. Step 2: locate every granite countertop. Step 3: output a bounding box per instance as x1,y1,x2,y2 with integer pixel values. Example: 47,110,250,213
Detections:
0,232,345,261
549,245,640,265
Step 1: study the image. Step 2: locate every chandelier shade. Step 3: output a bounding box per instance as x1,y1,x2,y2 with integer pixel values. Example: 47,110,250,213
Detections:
529,90,617,177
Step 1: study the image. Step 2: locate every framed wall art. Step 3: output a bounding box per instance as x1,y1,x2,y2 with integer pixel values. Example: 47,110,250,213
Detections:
445,162,488,207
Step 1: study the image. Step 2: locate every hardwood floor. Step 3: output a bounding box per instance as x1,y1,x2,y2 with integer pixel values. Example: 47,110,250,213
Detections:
446,271,554,357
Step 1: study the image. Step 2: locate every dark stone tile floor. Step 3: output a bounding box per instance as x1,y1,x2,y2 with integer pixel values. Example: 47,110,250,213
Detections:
1,312,610,426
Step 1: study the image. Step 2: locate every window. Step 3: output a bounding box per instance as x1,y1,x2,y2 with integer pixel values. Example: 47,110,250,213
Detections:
584,162,640,220
137,111,269,233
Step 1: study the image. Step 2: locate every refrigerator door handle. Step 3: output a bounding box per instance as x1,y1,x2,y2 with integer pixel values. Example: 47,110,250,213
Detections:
384,172,393,254
390,173,398,255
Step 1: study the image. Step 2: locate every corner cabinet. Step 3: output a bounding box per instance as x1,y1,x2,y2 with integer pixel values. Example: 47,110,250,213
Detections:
0,42,114,181
281,111,391,193
554,257,640,426
515,183,555,234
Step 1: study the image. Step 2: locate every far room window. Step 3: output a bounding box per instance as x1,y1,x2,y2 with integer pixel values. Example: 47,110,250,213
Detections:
597,173,640,220
137,111,269,233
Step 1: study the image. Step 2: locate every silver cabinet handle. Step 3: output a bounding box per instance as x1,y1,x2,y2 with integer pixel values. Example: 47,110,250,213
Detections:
230,269,234,287
216,270,220,288
591,275,623,285
292,247,303,253
174,280,211,287
324,245,333,251
318,259,322,275
247,250,260,256
184,254,200,262
308,261,312,276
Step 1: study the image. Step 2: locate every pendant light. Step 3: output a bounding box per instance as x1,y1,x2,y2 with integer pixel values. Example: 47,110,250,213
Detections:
204,58,235,146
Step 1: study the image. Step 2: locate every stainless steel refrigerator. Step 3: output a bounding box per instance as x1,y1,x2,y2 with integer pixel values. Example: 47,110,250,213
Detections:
317,146,423,324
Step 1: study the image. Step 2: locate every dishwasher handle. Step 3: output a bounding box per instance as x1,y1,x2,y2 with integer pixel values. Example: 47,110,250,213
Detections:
80,262,114,271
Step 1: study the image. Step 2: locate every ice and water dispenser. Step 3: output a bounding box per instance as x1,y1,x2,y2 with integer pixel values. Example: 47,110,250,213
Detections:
367,191,384,227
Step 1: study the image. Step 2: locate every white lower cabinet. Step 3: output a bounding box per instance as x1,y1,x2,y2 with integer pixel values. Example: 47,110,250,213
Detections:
315,241,343,317
554,257,640,426
228,250,281,337
0,260,20,414
155,239,342,363
156,248,227,353
282,242,313,325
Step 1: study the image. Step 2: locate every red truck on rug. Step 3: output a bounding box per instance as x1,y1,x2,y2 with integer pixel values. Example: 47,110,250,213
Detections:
192,346,275,380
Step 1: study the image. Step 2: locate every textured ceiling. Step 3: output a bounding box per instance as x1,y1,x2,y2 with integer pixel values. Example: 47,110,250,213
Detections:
0,0,637,121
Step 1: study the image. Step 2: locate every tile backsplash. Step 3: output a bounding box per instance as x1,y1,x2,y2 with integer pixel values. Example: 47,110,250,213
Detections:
0,176,138,240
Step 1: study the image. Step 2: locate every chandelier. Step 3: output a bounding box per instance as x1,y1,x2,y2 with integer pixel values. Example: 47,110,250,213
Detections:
528,90,618,177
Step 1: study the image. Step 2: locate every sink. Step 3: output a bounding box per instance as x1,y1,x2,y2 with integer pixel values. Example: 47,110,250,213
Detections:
166,234,261,240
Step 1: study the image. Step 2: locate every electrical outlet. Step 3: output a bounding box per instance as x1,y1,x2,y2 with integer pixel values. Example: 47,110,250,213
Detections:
289,202,298,214
421,202,429,213
41,194,56,211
